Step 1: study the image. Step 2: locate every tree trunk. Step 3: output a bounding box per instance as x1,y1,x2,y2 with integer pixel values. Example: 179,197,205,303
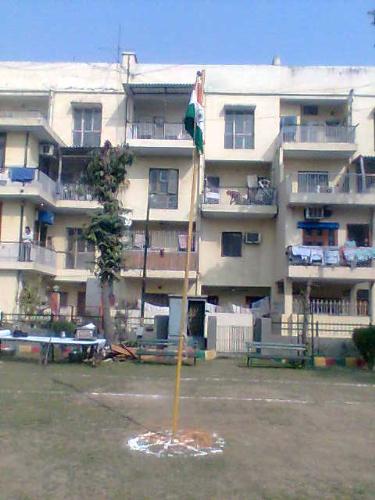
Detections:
102,281,115,343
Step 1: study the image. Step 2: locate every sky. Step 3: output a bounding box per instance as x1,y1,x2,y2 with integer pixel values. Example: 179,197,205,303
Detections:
0,0,374,66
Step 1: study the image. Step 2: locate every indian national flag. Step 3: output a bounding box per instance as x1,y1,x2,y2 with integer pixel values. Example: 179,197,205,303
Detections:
184,71,204,154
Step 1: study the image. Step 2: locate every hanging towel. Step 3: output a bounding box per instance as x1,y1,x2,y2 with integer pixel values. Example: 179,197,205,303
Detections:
10,167,35,183
310,246,324,264
133,233,145,249
324,248,340,265
178,233,188,251
291,245,311,263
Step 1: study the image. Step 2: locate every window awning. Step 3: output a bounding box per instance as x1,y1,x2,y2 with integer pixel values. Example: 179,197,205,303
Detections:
297,221,339,230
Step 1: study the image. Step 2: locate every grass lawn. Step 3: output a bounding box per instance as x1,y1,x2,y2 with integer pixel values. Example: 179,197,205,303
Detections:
0,357,374,500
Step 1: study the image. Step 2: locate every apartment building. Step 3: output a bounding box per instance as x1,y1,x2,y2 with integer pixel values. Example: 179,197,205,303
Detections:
0,54,374,334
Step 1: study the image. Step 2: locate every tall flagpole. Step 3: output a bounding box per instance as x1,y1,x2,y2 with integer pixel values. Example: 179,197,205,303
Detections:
172,71,204,436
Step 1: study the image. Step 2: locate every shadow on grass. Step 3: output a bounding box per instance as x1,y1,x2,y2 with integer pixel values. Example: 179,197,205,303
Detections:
50,376,161,435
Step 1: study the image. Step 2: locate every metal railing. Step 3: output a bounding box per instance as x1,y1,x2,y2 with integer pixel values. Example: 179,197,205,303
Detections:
203,186,276,206
123,249,197,271
0,168,96,203
64,251,95,270
123,230,196,251
281,124,356,144
129,122,190,140
293,298,368,316
287,245,374,268
56,182,96,201
0,110,48,121
290,172,375,194
122,230,197,271
0,241,56,268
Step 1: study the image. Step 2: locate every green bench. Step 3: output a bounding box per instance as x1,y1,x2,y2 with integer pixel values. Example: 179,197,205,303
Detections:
136,339,198,365
246,341,309,368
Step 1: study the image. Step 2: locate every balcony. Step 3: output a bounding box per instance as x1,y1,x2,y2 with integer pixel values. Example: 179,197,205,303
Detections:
55,182,100,211
280,124,356,159
126,122,193,156
201,186,277,218
0,241,56,274
286,172,375,207
293,297,368,317
0,168,57,204
121,230,197,279
0,111,65,145
287,245,375,282
55,250,95,282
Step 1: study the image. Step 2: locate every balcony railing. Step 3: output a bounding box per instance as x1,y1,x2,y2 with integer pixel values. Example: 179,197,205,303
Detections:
129,122,190,141
290,172,375,194
64,251,95,270
0,241,56,268
287,245,375,268
122,230,197,272
0,168,96,203
0,110,48,121
281,124,356,144
203,186,276,206
293,298,368,316
56,182,96,201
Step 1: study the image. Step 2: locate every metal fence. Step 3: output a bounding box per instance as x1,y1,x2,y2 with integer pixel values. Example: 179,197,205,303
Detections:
281,124,356,143
203,186,276,206
129,122,190,140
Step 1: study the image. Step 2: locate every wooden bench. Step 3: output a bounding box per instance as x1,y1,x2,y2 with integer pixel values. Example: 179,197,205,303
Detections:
246,341,309,368
136,339,197,365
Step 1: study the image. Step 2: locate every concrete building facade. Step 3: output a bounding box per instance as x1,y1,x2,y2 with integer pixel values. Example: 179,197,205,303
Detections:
0,53,375,336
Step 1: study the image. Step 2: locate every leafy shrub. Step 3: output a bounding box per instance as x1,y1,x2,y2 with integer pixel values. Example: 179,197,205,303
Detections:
353,326,375,370
50,320,76,337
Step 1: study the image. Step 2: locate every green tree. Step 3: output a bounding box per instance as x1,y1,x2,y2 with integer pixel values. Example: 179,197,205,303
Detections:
19,279,42,316
84,141,133,342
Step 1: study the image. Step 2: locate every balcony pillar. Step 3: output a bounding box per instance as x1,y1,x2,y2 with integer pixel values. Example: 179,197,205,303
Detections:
349,284,359,316
370,282,375,325
284,278,293,317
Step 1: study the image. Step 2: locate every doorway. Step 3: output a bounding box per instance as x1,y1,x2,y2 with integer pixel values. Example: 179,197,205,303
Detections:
77,291,86,316
347,224,370,247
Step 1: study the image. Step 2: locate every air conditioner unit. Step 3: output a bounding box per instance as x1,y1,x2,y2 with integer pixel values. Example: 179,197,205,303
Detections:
244,232,261,244
305,207,325,220
39,144,55,156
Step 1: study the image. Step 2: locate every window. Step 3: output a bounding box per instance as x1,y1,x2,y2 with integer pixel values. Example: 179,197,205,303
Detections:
0,134,6,172
303,105,318,116
149,169,178,209
73,108,102,147
66,228,95,269
298,171,329,193
302,228,337,246
224,110,254,149
221,232,242,257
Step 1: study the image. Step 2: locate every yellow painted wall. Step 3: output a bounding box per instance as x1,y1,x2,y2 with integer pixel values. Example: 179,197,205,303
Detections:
0,271,19,313
204,94,280,162
51,92,126,147
1,201,36,241
200,218,276,287
124,155,194,221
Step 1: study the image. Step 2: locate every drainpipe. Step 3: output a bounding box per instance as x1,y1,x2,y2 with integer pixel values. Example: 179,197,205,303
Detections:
140,194,151,324
24,132,29,167
123,54,131,144
359,155,366,192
